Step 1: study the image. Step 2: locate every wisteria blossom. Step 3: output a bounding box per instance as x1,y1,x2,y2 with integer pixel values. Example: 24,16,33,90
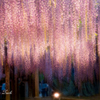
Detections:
0,0,99,88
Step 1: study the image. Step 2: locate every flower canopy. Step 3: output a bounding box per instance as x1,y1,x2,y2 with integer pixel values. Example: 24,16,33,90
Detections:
0,0,99,87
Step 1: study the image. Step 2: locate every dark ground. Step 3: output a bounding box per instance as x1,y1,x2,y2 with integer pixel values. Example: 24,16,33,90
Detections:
0,94,100,100
24,94,100,100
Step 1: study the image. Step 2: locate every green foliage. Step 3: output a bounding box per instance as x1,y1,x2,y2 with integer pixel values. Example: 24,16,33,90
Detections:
77,18,82,39
81,83,91,96
95,33,98,37
52,76,59,90
61,77,69,96
40,71,97,97
86,82,95,96
39,73,44,82
67,80,76,96
77,18,82,28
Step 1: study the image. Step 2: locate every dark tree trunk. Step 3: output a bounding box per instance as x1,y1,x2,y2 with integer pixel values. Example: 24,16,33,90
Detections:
4,41,10,100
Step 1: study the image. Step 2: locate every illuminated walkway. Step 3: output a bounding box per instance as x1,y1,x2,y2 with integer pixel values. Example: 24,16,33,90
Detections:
25,94,100,100
1,94,100,100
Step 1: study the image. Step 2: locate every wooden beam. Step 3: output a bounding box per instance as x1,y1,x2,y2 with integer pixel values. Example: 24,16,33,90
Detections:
35,68,39,97
4,40,10,100
34,68,41,100
5,62,10,100
28,74,32,97
99,56,100,93
32,73,35,97
15,67,18,100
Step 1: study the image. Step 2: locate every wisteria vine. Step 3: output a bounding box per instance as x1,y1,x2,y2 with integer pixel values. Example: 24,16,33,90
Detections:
0,0,99,88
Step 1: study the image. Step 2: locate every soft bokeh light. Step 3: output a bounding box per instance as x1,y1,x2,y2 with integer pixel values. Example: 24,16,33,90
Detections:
53,92,60,98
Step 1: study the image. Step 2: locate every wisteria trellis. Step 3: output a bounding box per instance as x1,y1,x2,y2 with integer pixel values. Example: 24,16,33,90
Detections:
0,0,99,88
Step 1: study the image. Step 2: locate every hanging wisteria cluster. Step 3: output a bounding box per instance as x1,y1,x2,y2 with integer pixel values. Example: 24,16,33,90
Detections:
0,0,99,87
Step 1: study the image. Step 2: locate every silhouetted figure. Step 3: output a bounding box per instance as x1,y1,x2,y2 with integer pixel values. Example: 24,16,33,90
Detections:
2,82,6,93
18,78,25,99
41,80,48,97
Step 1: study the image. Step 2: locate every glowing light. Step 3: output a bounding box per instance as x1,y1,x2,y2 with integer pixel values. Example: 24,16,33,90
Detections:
53,92,60,98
